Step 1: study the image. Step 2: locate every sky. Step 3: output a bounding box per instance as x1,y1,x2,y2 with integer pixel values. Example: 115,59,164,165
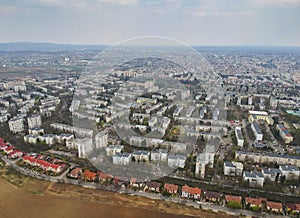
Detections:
0,0,300,46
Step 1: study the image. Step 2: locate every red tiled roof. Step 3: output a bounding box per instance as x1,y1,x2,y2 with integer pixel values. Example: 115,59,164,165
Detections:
287,203,300,211
50,163,60,170
225,195,242,203
164,183,178,192
146,181,161,188
245,197,262,206
36,159,47,167
182,185,201,195
99,172,112,180
266,201,282,210
23,155,36,163
84,170,97,180
5,146,15,151
70,168,82,177
205,191,221,199
130,178,137,183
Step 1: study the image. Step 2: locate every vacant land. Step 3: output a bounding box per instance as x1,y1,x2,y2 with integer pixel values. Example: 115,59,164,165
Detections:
0,166,235,218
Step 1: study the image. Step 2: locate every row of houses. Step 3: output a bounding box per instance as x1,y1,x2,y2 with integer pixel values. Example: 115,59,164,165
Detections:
76,168,299,215
0,137,66,174
0,138,23,159
22,155,65,174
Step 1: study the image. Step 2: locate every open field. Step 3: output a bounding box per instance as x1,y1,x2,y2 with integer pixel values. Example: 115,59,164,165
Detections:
0,166,236,218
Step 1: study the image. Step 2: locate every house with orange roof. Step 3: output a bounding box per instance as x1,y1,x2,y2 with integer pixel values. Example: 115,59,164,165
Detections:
266,201,283,213
98,172,112,182
204,191,222,203
84,170,97,182
130,178,145,188
69,167,82,179
286,203,300,215
8,150,23,159
245,197,262,210
181,185,201,200
144,181,161,193
164,183,178,194
50,163,62,173
224,194,242,208
3,146,15,154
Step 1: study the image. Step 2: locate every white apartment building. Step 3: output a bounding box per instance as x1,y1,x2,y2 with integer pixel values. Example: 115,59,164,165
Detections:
235,127,244,147
8,117,24,133
95,131,108,149
27,114,42,129
167,154,186,168
251,122,263,141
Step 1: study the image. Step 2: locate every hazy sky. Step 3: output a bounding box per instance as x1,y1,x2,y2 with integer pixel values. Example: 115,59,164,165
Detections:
0,0,300,46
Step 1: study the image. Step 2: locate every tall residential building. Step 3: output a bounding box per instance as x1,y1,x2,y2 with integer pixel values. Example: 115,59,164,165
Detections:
95,131,108,149
235,127,244,147
27,114,42,129
270,97,278,109
8,117,24,133
251,122,263,141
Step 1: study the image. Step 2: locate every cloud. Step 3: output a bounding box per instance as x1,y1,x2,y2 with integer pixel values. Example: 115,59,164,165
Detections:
96,0,138,5
254,0,300,7
186,9,256,17
0,5,40,15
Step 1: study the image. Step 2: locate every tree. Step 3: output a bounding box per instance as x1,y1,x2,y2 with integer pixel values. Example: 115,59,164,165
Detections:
280,175,286,184
275,173,280,183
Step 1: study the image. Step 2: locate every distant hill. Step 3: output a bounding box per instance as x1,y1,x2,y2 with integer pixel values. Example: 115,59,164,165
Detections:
0,42,299,54
0,42,107,52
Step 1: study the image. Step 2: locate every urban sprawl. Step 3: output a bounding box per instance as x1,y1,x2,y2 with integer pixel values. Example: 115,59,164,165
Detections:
0,46,300,217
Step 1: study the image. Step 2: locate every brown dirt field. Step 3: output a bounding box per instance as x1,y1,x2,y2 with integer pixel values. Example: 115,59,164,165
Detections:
0,167,236,218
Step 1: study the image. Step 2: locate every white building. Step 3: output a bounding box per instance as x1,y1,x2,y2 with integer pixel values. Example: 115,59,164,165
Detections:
57,133,74,147
224,161,236,176
95,131,108,149
251,122,263,141
243,171,264,187
149,116,158,127
270,97,278,109
39,134,56,145
24,134,39,144
195,153,206,178
8,117,24,133
27,114,42,129
77,138,93,158
279,165,300,180
235,127,244,147
0,114,8,123
28,128,44,135
132,150,150,162
224,161,244,176
162,117,171,129
106,145,124,156
112,152,132,165
150,149,168,161
262,168,281,182
167,154,186,168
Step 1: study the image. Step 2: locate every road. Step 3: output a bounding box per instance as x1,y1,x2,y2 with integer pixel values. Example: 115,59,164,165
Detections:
0,154,290,218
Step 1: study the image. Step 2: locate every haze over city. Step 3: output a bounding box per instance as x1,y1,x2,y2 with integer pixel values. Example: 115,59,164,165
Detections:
0,0,300,46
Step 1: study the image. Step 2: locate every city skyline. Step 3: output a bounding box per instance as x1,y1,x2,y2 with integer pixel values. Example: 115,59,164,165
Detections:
0,0,300,46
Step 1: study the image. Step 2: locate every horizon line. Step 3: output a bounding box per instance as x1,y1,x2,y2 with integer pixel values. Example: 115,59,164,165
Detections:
1,41,300,48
